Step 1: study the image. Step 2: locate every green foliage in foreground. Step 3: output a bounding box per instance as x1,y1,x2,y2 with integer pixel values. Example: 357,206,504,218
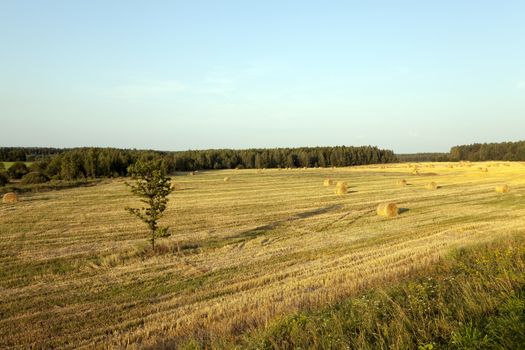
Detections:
183,237,525,349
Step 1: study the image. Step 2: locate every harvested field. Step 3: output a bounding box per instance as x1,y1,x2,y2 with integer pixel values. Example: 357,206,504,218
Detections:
1,162,524,349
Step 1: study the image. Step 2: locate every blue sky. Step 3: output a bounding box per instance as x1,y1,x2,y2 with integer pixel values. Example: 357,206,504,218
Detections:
1,1,524,153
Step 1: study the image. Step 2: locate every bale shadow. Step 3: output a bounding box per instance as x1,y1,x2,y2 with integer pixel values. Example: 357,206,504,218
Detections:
398,208,410,215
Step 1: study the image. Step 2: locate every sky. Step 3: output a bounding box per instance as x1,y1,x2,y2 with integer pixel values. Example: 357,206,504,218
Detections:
1,1,524,153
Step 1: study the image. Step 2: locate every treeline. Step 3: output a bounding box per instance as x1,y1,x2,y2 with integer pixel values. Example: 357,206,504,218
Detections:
171,146,396,171
396,153,450,162
1,146,397,181
450,140,525,161
0,147,64,161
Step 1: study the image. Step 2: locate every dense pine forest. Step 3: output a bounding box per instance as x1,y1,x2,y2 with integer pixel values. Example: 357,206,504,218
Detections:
397,140,525,162
0,147,64,161
450,140,525,161
2,140,524,183
0,146,396,181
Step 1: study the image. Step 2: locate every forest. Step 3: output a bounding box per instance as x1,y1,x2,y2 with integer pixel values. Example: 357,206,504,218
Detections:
450,140,525,161
0,146,396,181
2,140,525,182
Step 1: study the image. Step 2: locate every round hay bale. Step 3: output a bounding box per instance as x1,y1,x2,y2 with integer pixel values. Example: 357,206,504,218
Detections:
425,182,438,190
397,179,407,187
495,185,510,193
336,181,347,187
335,183,348,195
224,177,230,183
323,178,334,186
2,192,17,204
189,171,195,176
377,203,398,218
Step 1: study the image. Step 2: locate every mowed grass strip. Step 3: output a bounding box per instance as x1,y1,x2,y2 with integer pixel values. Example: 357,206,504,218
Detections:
0,162,524,348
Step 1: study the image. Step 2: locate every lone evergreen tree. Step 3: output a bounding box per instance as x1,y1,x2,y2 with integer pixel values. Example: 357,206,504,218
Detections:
126,160,173,250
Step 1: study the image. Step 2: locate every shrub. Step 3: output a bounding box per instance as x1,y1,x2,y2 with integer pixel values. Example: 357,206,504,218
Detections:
7,162,29,179
0,172,8,186
29,160,49,173
21,171,49,184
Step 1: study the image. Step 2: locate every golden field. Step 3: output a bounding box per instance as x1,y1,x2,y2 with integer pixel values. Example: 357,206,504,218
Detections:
1,162,524,349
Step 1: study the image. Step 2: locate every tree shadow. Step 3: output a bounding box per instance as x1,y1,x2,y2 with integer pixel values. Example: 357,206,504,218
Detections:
230,204,344,241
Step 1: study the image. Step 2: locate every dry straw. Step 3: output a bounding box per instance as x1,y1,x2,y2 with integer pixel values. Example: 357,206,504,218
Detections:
2,192,17,204
426,182,438,190
377,203,398,218
495,184,510,193
323,179,335,186
224,177,230,183
335,181,348,195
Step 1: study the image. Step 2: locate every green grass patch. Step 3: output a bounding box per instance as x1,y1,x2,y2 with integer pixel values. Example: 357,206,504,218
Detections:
1,161,33,169
181,236,525,349
0,179,101,195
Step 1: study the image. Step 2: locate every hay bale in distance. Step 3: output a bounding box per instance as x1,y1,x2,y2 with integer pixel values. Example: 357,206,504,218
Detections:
426,182,438,190
495,185,510,193
334,181,348,195
377,203,398,218
323,178,334,186
189,171,196,176
224,177,230,183
2,192,17,204
397,179,407,187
